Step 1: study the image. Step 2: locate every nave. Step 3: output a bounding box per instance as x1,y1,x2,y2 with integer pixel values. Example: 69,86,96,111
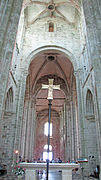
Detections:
0,0,101,179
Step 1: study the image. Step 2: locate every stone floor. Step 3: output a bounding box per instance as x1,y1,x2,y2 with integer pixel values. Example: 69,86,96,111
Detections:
0,171,98,180
36,170,82,180
35,170,98,180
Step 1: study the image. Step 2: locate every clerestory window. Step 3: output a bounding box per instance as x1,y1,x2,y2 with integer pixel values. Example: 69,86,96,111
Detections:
49,22,54,32
44,122,52,136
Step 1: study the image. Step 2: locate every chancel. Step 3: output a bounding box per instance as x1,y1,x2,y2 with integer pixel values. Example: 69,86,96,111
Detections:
0,0,101,180
19,162,79,180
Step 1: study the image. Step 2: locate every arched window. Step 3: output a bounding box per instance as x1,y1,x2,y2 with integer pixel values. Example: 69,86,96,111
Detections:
44,122,52,136
43,144,53,161
44,144,52,151
5,87,13,111
49,22,54,32
86,90,94,116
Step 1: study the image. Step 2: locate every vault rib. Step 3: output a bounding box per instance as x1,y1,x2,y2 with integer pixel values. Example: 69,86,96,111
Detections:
30,0,47,6
23,0,47,9
55,1,80,13
54,59,69,94
55,9,73,25
29,8,48,24
32,58,48,93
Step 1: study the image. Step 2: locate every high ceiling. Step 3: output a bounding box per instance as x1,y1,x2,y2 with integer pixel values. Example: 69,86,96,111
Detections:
23,0,80,25
29,51,73,91
27,50,74,115
23,0,77,119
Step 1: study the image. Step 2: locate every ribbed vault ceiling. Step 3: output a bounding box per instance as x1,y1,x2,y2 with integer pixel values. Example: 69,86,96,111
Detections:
23,0,80,25
28,51,74,115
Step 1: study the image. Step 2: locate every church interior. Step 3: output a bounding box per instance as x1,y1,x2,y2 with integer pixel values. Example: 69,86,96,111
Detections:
0,0,101,179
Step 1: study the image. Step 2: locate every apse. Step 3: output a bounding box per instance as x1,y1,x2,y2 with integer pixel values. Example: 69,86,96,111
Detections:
20,50,79,163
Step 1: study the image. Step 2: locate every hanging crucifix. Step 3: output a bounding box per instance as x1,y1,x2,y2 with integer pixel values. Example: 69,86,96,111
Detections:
42,79,60,180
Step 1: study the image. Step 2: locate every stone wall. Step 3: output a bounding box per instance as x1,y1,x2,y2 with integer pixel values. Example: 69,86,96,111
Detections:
21,14,80,70
0,1,101,180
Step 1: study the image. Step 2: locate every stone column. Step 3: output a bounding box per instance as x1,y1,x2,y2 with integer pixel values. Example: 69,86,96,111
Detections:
0,0,23,121
25,100,34,160
82,1,101,178
14,70,28,158
22,98,36,161
66,100,71,161
70,99,76,161
69,100,73,161
29,100,36,161
60,109,64,160
64,102,68,162
20,100,29,159
74,70,85,158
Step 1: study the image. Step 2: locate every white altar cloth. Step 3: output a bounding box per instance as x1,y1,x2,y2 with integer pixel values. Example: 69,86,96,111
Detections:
19,162,79,180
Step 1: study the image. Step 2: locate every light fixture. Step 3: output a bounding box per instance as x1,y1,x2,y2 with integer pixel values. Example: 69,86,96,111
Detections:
14,150,19,154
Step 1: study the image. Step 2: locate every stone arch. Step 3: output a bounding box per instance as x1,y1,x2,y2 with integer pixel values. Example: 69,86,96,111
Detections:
21,45,78,162
84,89,99,175
5,87,13,111
22,45,78,73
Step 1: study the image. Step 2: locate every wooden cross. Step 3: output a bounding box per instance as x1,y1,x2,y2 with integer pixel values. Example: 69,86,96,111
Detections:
42,79,60,100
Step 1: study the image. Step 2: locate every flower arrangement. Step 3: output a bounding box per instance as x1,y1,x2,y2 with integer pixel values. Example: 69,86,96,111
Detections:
12,162,25,178
14,165,25,178
12,151,25,178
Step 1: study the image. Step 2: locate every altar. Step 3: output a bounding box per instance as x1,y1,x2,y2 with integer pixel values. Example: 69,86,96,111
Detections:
19,162,79,180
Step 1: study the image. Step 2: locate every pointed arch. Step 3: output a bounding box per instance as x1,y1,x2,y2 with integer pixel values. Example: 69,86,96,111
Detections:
5,87,13,111
86,89,94,116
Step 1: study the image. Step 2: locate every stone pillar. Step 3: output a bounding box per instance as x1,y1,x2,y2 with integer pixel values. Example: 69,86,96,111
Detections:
0,3,23,176
66,100,73,162
14,70,28,159
0,0,23,121
64,102,68,161
66,100,71,161
69,100,73,161
20,100,29,159
74,70,85,158
29,100,36,161
62,170,72,180
82,1,101,178
20,92,36,161
60,109,64,160
25,100,34,160
70,99,75,161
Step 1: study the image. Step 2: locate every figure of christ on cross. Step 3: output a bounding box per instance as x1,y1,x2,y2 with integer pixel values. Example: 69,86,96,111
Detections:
42,79,60,100
42,79,60,180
